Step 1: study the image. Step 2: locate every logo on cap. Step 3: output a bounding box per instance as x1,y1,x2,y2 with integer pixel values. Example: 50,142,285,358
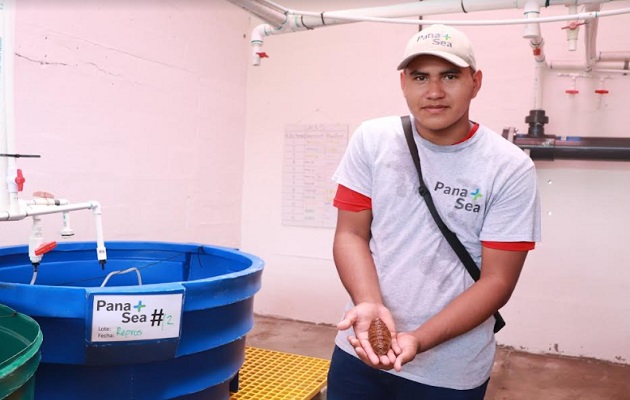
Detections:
397,24,476,70
418,32,453,48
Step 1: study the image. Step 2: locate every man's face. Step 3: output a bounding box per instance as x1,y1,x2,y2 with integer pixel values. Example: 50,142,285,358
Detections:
400,55,482,145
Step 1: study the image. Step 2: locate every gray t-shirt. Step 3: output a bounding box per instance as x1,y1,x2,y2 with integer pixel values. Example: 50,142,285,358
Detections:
332,115,541,389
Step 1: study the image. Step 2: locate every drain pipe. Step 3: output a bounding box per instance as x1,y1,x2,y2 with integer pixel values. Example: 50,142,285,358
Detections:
584,3,602,72
523,1,550,138
92,201,107,269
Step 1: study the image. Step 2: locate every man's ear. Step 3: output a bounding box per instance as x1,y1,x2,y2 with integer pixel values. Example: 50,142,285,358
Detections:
471,69,483,99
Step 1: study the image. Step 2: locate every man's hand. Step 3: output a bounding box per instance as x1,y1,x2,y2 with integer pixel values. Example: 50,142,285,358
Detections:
392,331,420,372
337,302,401,369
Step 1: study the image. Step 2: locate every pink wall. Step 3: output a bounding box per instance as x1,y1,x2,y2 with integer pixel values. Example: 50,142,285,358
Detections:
4,0,629,365
6,1,250,247
241,0,630,363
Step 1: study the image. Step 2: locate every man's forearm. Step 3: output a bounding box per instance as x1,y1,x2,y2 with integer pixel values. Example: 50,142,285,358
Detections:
410,275,513,351
411,248,527,353
333,230,383,305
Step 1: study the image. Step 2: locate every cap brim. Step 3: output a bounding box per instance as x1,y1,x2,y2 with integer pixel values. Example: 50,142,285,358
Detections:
397,51,470,70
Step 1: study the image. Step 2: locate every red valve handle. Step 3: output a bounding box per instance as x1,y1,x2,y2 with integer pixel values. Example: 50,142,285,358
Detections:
35,241,57,256
15,169,25,191
565,89,579,95
33,191,55,199
561,21,586,30
256,52,269,59
595,89,609,94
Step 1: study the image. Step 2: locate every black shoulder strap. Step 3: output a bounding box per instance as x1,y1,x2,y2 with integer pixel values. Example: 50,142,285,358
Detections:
401,115,505,333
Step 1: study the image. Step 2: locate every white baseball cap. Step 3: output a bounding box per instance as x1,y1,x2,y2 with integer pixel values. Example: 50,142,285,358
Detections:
397,24,476,71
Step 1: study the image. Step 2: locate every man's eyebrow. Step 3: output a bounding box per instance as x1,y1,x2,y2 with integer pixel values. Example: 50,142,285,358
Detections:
408,69,462,76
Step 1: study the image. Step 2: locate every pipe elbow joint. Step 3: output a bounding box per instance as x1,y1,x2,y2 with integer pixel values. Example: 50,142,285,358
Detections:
523,0,541,39
89,201,102,215
251,24,270,66
251,24,268,42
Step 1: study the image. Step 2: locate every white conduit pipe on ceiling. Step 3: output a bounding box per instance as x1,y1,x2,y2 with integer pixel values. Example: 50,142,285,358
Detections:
238,0,628,30
291,2,628,27
227,0,287,28
235,0,630,66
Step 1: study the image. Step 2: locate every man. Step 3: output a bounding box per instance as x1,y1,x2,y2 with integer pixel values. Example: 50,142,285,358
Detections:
327,24,541,399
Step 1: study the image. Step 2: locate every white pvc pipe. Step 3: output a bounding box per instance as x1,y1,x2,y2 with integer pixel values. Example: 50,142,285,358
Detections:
254,0,288,13
0,200,24,220
566,4,580,51
533,57,546,110
60,211,74,237
248,1,630,66
523,1,547,111
531,35,546,110
530,37,546,64
246,2,630,67
91,201,107,264
549,60,627,69
24,201,98,217
0,200,108,265
0,1,107,267
523,0,542,39
292,0,610,22
28,215,43,265
26,200,106,264
591,68,630,74
598,51,630,62
251,24,280,66
25,198,70,206
292,6,630,27
0,0,16,214
584,3,602,71
226,0,286,27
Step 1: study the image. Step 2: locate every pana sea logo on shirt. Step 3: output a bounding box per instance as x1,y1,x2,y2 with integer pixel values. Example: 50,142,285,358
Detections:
434,181,482,213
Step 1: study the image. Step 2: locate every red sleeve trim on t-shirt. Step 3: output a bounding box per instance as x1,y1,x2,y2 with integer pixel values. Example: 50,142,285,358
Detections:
482,241,536,251
333,184,372,212
334,186,535,249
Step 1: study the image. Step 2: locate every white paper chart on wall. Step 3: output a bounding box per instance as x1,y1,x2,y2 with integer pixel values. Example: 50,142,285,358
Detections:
282,124,348,228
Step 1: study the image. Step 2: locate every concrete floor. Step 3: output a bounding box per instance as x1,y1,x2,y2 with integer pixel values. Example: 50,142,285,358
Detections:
246,315,630,400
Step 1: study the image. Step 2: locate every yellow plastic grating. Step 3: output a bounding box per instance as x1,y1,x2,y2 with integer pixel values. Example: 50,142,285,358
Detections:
230,346,330,400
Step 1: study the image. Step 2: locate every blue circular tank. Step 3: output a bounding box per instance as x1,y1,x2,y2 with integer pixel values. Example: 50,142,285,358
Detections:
0,241,264,400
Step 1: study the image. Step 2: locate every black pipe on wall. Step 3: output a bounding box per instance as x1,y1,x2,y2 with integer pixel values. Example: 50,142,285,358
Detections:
512,135,630,161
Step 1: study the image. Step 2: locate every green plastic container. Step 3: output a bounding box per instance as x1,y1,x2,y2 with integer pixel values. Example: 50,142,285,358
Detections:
0,304,42,400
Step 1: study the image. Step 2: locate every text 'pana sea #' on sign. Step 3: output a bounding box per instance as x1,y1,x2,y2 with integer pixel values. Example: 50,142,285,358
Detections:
90,293,184,342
